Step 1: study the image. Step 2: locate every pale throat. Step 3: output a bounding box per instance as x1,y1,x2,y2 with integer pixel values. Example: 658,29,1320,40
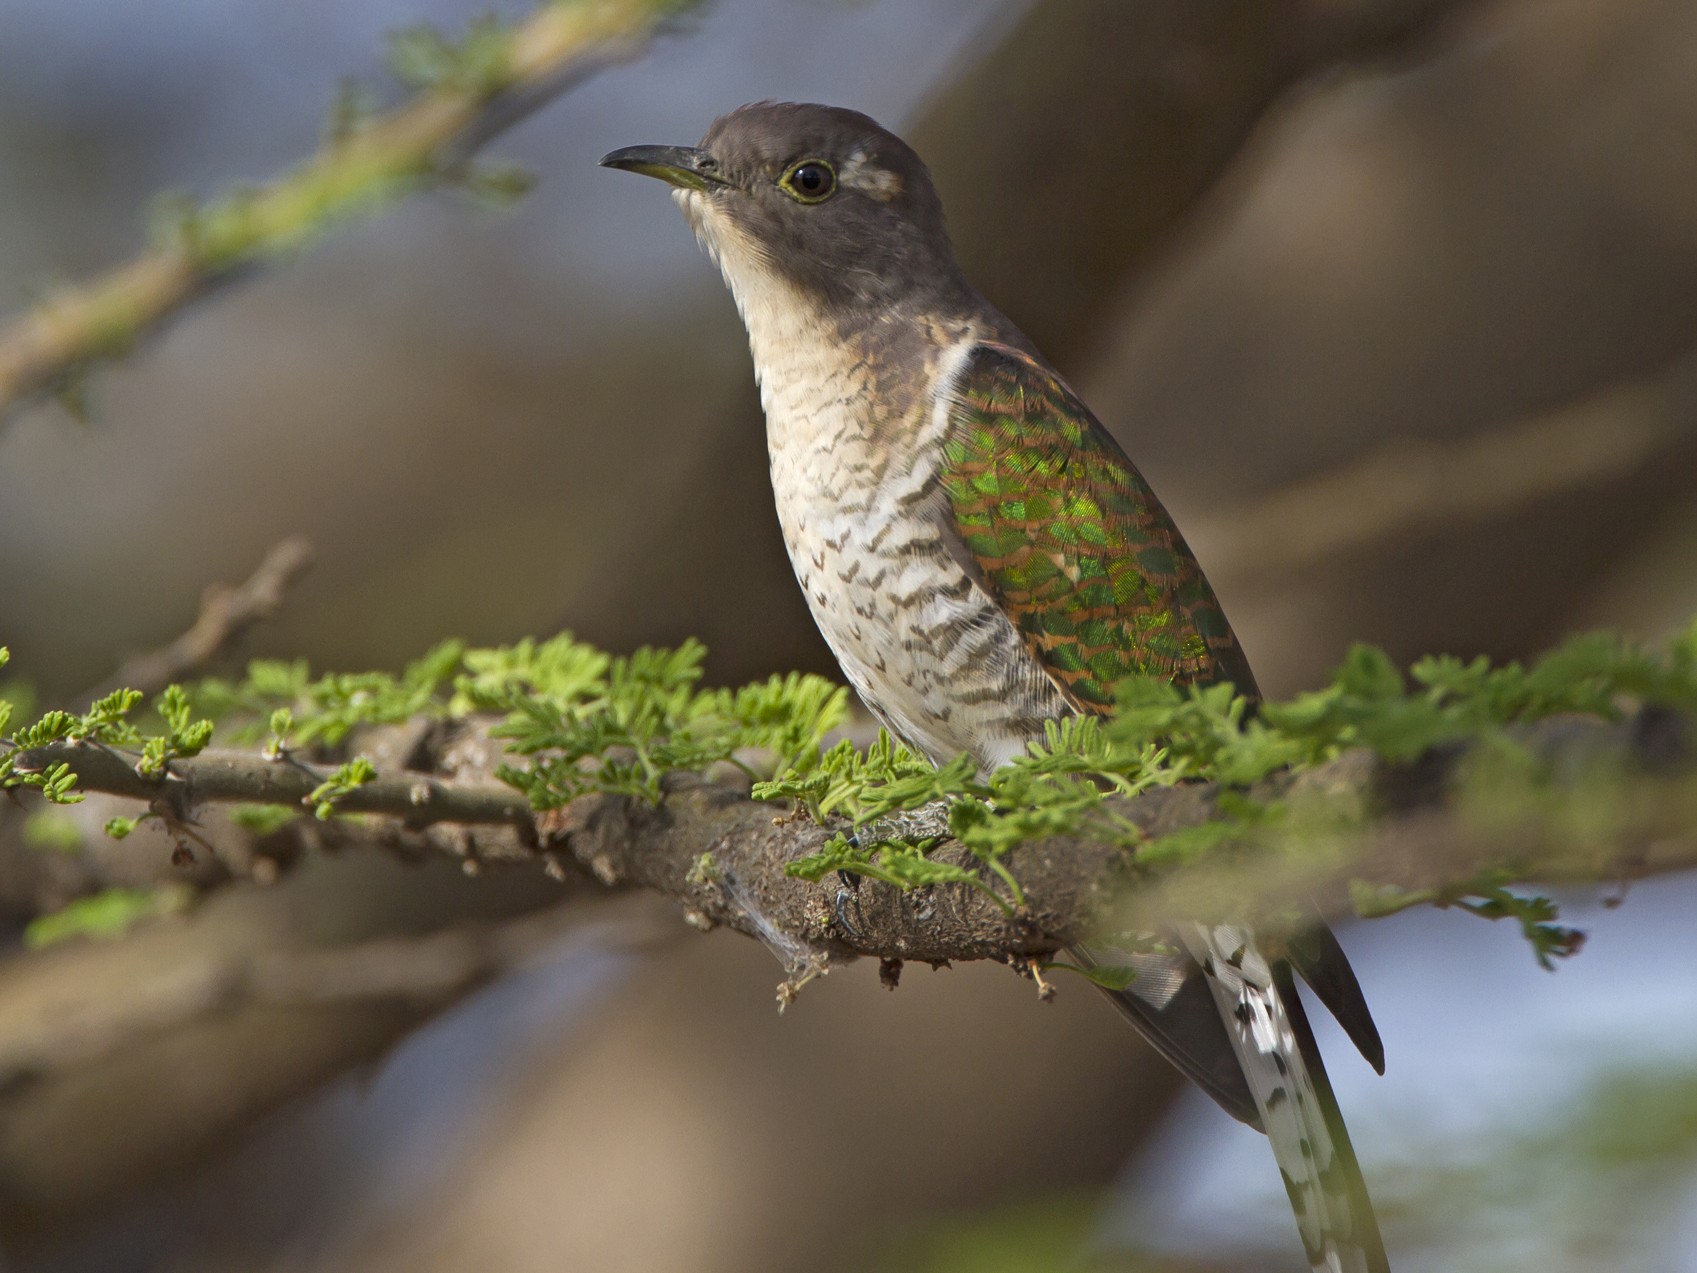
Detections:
679,191,893,455
680,196,829,364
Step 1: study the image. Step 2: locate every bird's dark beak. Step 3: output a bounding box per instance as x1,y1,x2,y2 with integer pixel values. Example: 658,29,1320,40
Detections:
598,145,728,192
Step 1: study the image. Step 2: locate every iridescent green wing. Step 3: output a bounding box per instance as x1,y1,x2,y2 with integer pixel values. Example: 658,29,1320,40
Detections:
938,342,1257,712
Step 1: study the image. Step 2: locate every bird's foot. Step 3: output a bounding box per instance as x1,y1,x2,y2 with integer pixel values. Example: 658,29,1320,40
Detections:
830,800,954,942
833,885,861,938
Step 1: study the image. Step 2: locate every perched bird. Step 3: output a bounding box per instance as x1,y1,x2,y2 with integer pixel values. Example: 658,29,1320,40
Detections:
603,102,1389,1273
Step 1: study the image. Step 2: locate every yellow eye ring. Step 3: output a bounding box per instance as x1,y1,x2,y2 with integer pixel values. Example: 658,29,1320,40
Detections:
779,159,837,203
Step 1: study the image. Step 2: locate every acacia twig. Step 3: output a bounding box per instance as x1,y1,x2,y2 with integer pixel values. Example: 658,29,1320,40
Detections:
13,742,535,840
0,0,693,419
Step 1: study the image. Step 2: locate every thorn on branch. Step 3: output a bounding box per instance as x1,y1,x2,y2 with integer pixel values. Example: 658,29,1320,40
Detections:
775,955,829,1014
1005,953,1059,1003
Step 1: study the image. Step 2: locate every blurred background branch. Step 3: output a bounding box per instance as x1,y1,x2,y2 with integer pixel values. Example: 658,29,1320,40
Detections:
918,0,1492,363
0,0,694,420
0,849,666,1242
1196,359,1697,581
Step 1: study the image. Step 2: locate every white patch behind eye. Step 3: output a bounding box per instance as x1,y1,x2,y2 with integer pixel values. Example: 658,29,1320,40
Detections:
838,147,903,202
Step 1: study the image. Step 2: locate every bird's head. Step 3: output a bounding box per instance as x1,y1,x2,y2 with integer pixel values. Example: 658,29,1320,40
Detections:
601,101,964,320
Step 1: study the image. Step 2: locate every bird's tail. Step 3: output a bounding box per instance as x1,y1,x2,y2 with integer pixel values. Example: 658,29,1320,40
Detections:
1178,922,1389,1273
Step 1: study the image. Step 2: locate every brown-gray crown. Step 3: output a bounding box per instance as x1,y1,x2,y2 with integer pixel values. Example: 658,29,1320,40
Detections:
610,102,967,312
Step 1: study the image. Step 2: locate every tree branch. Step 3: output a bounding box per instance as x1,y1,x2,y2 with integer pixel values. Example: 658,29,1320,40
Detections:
18,709,1696,975
0,0,692,419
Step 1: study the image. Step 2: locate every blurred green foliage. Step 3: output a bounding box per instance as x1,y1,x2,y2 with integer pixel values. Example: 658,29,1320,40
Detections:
23,885,191,949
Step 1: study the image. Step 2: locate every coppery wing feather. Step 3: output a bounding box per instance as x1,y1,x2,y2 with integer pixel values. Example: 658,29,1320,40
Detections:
937,340,1386,1075
938,342,1257,712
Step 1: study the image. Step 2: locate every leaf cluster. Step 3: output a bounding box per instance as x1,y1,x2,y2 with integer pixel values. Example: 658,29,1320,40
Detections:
196,640,464,748
4,633,849,817
478,637,848,807
388,15,517,96
0,651,216,807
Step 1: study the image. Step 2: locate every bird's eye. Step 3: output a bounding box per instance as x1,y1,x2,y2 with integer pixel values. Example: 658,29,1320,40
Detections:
780,159,837,204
